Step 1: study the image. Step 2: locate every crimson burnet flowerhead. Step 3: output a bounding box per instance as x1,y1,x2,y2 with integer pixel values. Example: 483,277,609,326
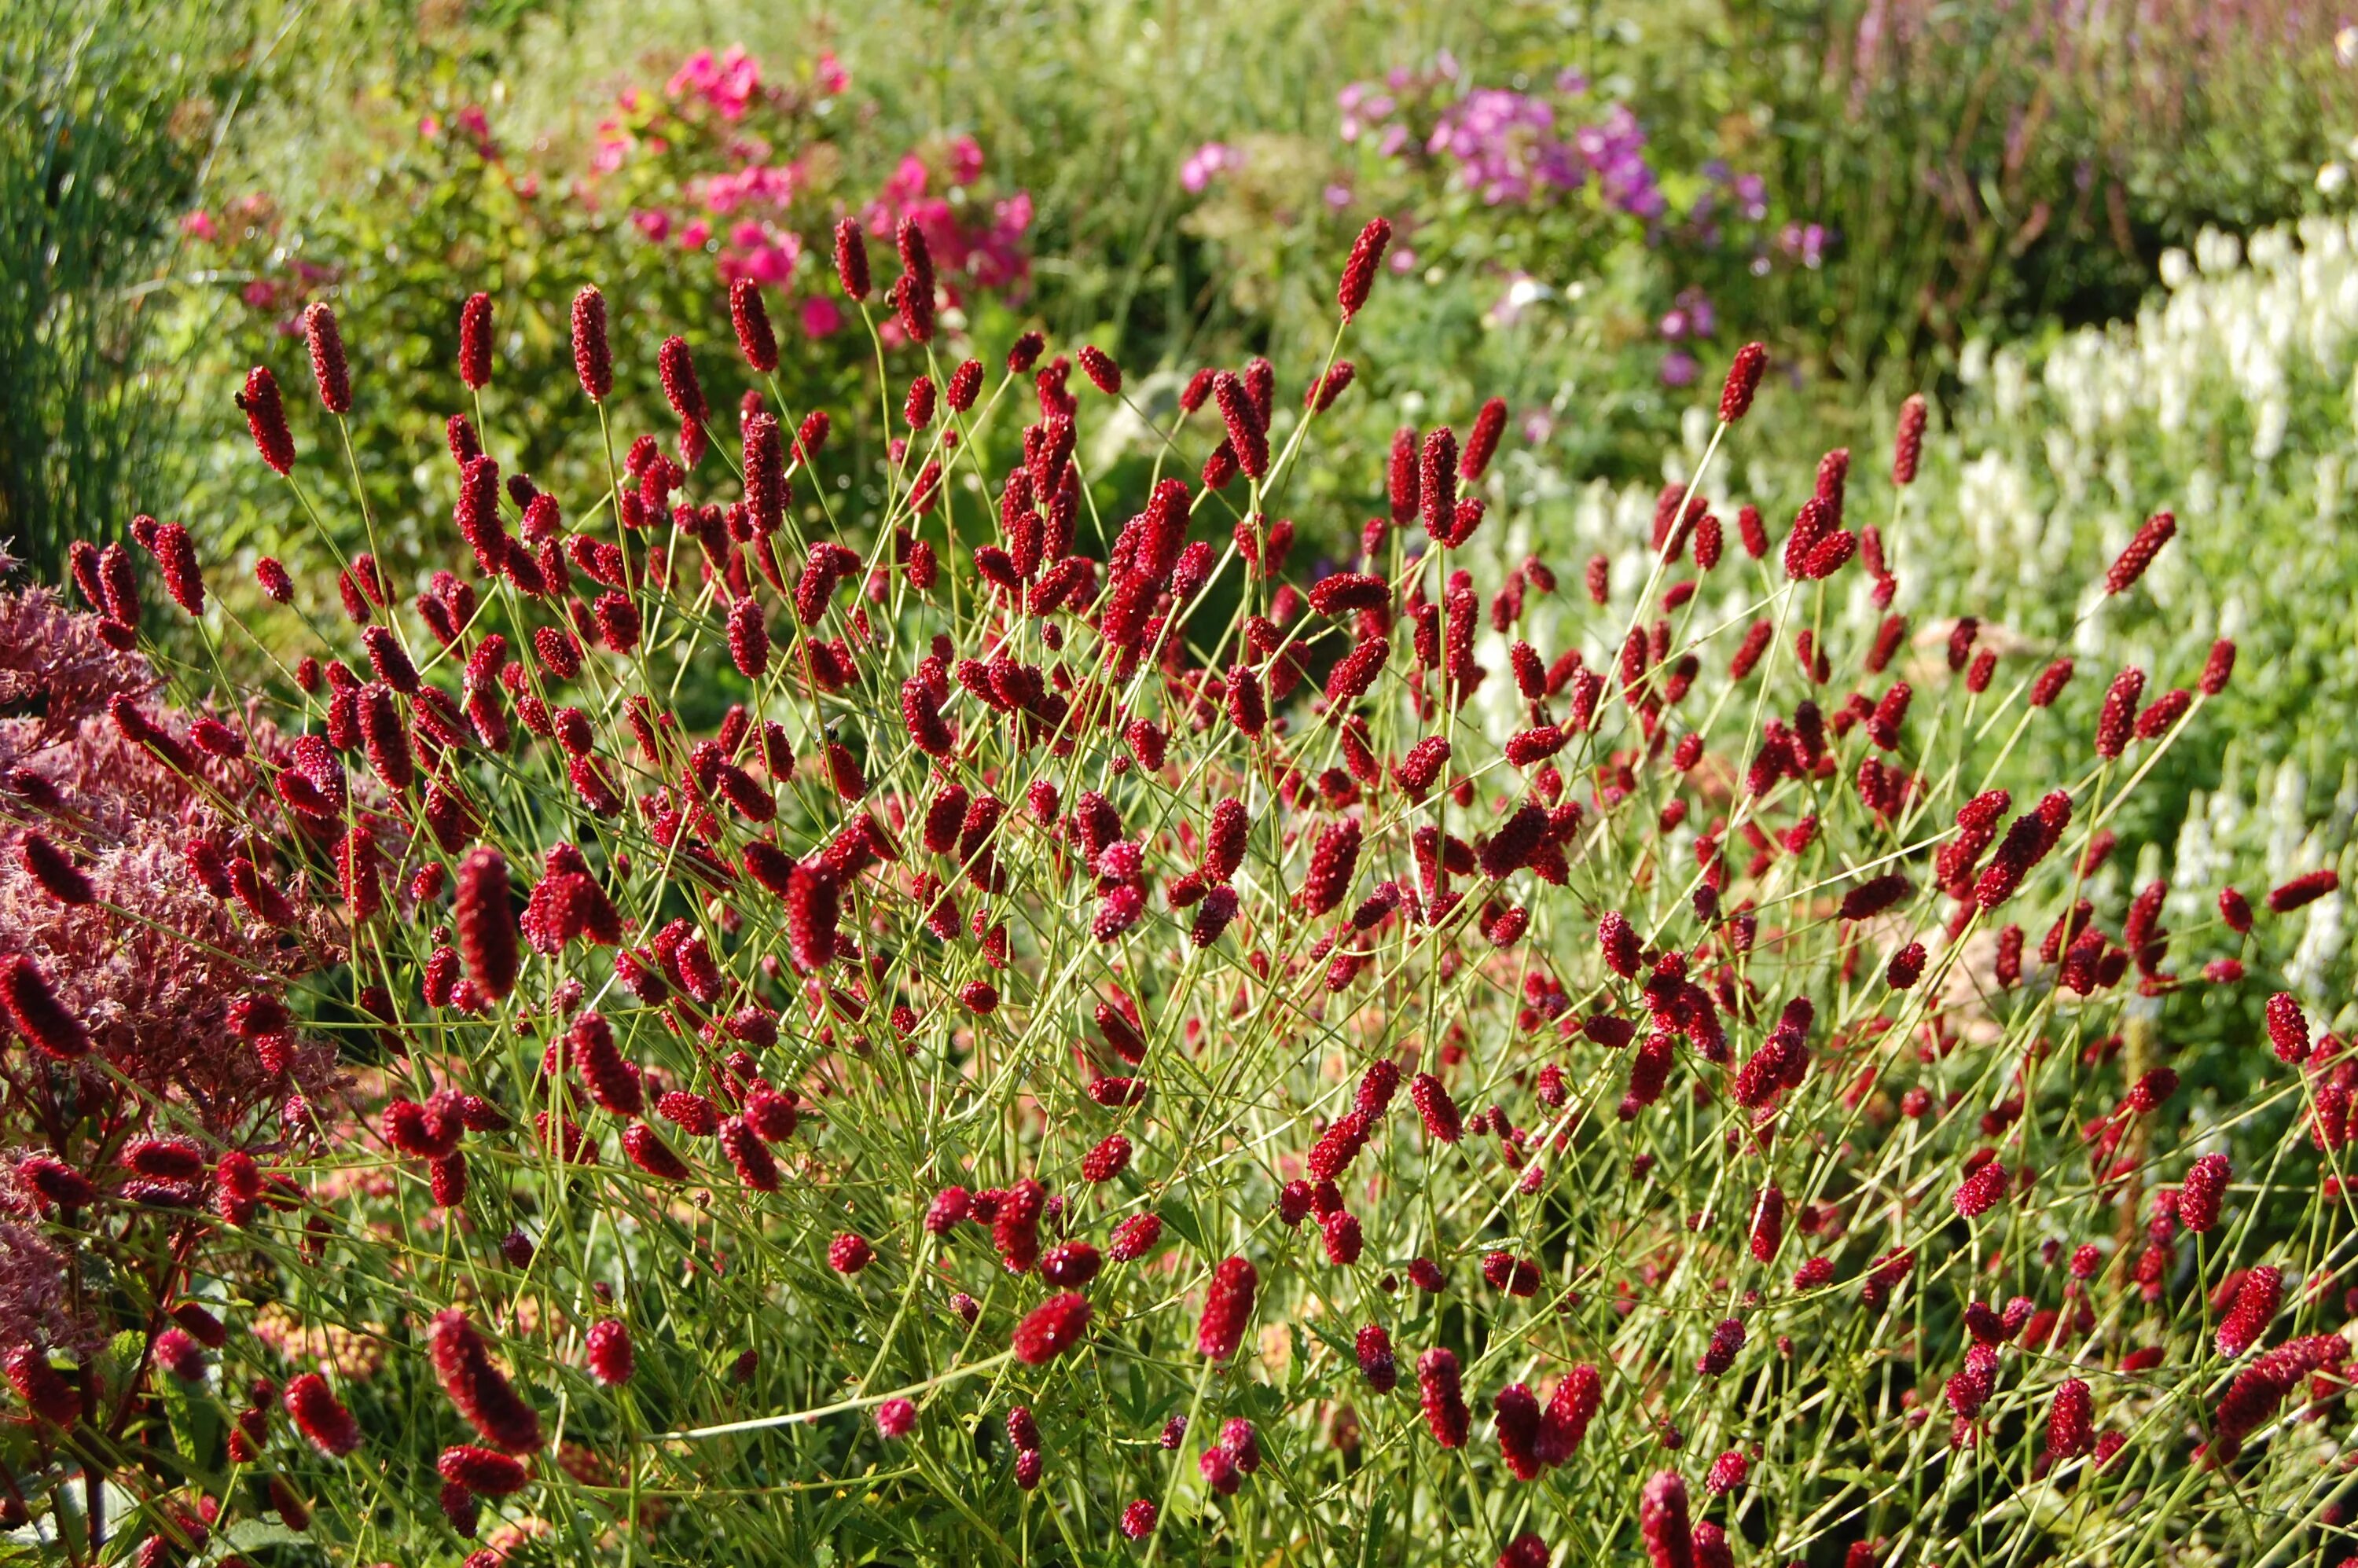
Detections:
1196,1256,1258,1360
834,215,871,300
438,1444,530,1497
570,285,612,402
0,954,88,1059
1078,345,1121,395
1337,216,1390,321
2264,992,2310,1063
1416,1346,1469,1448
1892,392,1927,485
2176,1152,2233,1235
237,364,296,475
453,846,518,1001
284,1372,362,1456
2268,868,2338,913
1107,1213,1162,1261
2044,1378,2095,1463
456,290,494,390
1952,1159,2009,1217
728,277,778,373
1497,1536,1549,1568
2200,637,2237,695
1717,342,1767,424
1005,1405,1041,1451
1638,1470,1692,1568
1408,1072,1462,1144
1011,1291,1091,1364
429,1310,542,1454
2105,511,2176,594
302,301,352,414
580,1326,640,1398
2216,1265,2282,1357
1355,1323,1398,1391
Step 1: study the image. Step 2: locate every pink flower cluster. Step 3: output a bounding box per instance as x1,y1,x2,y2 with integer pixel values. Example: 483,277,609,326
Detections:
601,45,1032,335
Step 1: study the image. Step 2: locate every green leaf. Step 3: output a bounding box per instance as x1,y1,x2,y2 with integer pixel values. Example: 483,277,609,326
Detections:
1155,1196,1206,1251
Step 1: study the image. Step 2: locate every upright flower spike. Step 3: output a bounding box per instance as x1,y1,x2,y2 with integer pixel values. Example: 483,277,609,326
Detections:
571,285,612,402
1078,345,1121,395
428,1310,542,1454
1012,1292,1092,1364
1640,1471,1693,1568
0,954,89,1059
457,292,494,388
2105,512,2176,594
303,303,352,414
1892,393,1927,485
2044,1378,2095,1463
237,365,296,475
2264,993,2310,1063
1197,1257,1258,1360
1461,396,1508,481
1416,1347,1469,1447
2179,1153,2231,1233
744,412,786,537
835,215,872,300
729,277,778,373
284,1373,362,1456
894,216,936,341
659,335,709,465
1338,216,1390,321
2216,1266,2282,1357
1213,372,1269,480
1717,343,1767,424
454,846,519,1001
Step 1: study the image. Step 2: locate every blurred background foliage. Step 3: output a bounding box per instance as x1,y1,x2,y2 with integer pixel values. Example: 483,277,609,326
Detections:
7,0,2356,887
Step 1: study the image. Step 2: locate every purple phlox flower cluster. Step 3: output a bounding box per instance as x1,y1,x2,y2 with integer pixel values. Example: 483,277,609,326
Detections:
1181,142,1243,193
1659,285,1717,342
1573,105,1662,220
1779,222,1829,269
1339,62,1666,222
1428,91,1585,206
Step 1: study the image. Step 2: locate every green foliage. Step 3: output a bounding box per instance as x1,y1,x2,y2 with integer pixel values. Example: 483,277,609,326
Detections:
0,0,260,579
